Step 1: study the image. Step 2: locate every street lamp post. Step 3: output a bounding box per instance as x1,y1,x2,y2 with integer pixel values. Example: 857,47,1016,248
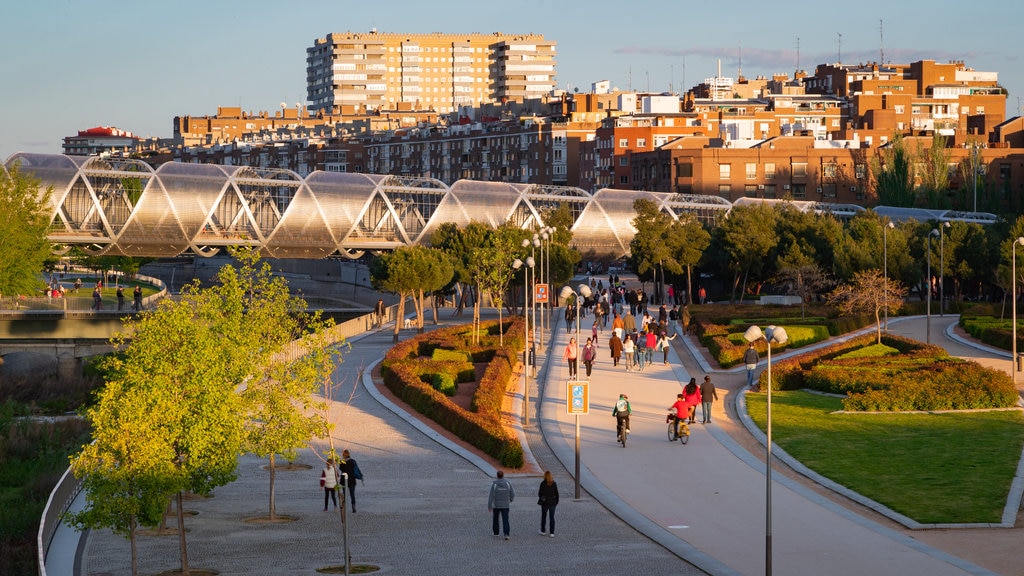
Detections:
560,283,592,501
1013,237,1024,385
883,221,895,331
513,256,535,425
927,229,938,344
939,222,950,316
743,324,788,576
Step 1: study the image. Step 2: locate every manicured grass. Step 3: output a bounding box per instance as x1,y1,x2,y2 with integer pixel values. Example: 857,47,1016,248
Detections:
747,390,1024,523
834,343,899,360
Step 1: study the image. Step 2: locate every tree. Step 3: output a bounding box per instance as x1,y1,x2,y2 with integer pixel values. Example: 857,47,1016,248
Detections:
630,198,681,304
371,245,455,343
712,203,779,303
69,248,328,575
774,245,834,319
228,249,339,522
0,162,53,296
871,134,915,207
669,214,711,304
827,269,907,344
914,133,952,209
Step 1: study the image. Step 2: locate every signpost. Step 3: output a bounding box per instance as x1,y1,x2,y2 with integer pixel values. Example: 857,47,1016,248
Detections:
567,380,588,499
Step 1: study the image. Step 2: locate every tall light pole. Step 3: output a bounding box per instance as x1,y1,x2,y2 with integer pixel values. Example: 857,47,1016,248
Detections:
927,229,938,344
513,256,535,424
1013,237,1024,385
939,221,950,316
972,143,979,213
743,324,788,576
883,221,895,331
560,283,592,501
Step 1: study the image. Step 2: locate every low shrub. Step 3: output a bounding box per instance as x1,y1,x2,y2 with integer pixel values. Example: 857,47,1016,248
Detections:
432,348,472,363
431,372,457,396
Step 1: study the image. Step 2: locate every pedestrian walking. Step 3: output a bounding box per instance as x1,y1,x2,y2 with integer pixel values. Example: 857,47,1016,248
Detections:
682,378,702,424
563,337,579,379
608,331,623,367
681,304,692,335
622,335,635,371
699,375,719,424
488,470,515,539
339,449,363,512
375,298,386,327
320,458,340,510
698,286,707,305
635,330,647,371
92,286,102,311
582,337,596,379
537,471,559,537
744,343,760,388
133,285,143,312
657,332,676,364
116,286,125,311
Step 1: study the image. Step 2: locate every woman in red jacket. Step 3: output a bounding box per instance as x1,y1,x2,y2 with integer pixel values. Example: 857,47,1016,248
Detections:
682,378,702,424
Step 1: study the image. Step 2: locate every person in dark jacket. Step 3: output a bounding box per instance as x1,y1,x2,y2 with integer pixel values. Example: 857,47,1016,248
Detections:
537,470,560,537
339,449,363,512
488,470,515,539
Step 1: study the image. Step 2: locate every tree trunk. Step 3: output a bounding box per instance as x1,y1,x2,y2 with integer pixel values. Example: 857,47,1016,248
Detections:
393,295,407,344
685,265,693,305
430,291,440,325
177,490,190,575
269,453,277,520
416,289,425,333
130,514,139,576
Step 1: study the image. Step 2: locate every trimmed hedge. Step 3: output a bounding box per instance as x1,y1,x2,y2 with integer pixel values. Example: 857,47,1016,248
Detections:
381,319,525,468
758,333,1018,411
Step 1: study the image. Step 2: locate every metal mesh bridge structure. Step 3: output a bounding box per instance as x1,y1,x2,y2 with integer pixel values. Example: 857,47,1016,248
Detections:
4,153,998,259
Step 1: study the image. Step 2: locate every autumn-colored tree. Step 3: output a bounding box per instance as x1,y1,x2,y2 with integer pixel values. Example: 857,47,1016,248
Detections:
827,269,907,344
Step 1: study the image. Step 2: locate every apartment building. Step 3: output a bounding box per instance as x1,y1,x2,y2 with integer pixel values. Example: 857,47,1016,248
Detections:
305,31,557,116
62,126,138,156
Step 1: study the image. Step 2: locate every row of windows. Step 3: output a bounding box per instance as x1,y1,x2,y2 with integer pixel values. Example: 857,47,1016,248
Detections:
715,162,869,180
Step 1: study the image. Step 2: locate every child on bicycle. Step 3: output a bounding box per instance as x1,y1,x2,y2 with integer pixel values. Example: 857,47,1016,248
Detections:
669,393,691,438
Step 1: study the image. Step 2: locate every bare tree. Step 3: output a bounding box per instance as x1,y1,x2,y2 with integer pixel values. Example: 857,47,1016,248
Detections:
827,269,907,343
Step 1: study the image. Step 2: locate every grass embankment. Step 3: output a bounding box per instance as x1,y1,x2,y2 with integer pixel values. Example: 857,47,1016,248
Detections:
747,391,1024,524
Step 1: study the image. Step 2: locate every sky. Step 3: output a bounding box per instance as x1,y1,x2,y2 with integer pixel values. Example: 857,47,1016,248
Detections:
3,0,1022,160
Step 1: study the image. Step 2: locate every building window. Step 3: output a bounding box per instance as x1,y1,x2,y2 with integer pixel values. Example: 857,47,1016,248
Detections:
745,163,757,179
792,162,808,178
619,157,628,166
620,175,629,185
894,105,905,114
719,164,731,179
677,162,693,177
765,184,777,198
765,162,776,180
718,184,731,198
1000,163,1011,179
637,138,646,147
676,184,693,194
855,163,867,179
791,183,806,198
745,184,758,197
619,138,628,148
823,162,838,178
822,184,837,198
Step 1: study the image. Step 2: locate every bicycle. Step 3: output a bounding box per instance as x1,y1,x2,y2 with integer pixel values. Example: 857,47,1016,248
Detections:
667,412,690,445
616,416,629,448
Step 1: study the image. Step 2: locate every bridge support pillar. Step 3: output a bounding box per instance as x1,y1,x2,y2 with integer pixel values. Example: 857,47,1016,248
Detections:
56,346,82,381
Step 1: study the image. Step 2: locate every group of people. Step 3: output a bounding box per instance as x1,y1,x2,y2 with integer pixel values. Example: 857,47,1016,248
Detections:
486,469,560,540
564,306,686,378
90,283,144,312
320,449,364,512
669,376,719,427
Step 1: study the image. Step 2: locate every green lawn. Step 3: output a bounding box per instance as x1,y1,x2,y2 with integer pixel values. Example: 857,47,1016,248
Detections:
747,391,1024,523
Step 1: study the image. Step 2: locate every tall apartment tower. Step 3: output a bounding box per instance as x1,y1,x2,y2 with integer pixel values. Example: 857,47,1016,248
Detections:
306,30,557,115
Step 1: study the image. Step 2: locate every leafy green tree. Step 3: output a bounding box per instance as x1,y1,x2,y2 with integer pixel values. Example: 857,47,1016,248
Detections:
774,245,834,319
827,269,907,344
431,221,489,318
630,199,681,303
0,162,53,296
226,249,339,521
668,214,710,305
371,244,455,342
871,134,915,207
712,203,779,303
69,248,329,574
914,133,952,209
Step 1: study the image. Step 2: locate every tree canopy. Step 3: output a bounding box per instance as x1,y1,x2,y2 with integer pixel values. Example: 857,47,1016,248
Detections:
0,162,54,296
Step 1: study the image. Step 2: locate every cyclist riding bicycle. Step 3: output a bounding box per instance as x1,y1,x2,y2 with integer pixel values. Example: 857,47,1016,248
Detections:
668,392,692,438
612,393,631,442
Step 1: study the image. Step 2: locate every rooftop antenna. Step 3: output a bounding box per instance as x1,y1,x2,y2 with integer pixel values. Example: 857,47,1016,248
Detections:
796,37,801,72
879,19,885,64
738,44,742,79
837,32,842,64
627,65,632,92
670,64,674,93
